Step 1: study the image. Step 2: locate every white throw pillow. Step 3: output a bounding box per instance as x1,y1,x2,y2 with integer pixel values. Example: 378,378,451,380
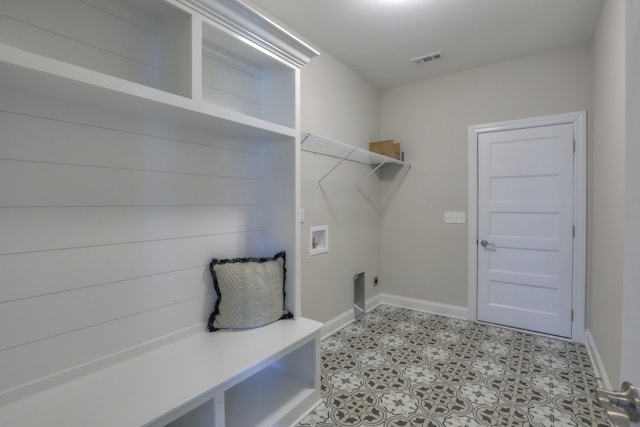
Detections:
208,251,291,331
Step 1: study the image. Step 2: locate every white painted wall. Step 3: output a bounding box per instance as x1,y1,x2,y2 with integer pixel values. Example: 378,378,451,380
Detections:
299,50,382,322
589,0,626,387
378,45,592,308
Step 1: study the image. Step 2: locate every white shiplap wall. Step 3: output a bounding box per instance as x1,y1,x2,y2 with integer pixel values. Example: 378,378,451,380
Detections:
0,84,265,403
0,0,191,97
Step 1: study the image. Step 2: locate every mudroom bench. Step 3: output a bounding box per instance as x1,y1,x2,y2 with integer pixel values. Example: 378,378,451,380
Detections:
0,318,322,427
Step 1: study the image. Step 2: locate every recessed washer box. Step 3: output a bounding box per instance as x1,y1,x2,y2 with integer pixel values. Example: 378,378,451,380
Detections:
309,225,329,255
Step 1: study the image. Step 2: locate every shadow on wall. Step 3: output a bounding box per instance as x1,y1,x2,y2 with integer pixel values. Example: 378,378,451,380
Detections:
378,163,412,212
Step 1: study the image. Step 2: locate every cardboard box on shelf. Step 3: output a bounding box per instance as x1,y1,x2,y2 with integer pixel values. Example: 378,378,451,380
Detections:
369,139,401,160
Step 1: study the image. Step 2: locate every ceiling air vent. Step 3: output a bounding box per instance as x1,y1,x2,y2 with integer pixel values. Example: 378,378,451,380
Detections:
410,51,442,65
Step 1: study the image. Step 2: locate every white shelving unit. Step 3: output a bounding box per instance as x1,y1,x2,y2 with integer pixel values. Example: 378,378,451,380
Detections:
0,0,321,426
301,132,410,187
0,0,310,141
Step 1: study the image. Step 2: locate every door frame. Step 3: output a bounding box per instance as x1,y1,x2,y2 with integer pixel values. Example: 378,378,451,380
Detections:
467,111,587,343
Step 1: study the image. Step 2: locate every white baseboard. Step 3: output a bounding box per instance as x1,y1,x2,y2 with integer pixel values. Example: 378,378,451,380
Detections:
321,293,382,339
585,329,612,389
321,308,354,339
380,293,468,319
367,292,383,310
321,293,468,338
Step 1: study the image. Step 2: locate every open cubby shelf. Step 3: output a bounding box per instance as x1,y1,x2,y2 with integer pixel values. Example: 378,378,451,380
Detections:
0,45,296,141
0,0,317,140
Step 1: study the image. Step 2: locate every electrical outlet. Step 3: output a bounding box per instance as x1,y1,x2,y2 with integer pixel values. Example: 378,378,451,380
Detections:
444,211,466,224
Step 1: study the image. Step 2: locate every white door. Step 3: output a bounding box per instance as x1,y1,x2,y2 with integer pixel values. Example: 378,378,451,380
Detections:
477,123,574,338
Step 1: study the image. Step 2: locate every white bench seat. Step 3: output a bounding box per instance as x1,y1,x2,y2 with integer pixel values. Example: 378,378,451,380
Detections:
0,318,322,427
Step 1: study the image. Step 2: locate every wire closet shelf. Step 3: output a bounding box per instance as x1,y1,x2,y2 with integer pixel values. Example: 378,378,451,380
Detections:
300,132,410,186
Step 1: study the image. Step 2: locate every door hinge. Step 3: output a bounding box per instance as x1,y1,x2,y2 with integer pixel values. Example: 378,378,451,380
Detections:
571,310,574,322
573,225,575,238
573,139,576,153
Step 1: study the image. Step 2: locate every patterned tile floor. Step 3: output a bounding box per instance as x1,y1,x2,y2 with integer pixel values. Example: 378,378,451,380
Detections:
298,305,612,427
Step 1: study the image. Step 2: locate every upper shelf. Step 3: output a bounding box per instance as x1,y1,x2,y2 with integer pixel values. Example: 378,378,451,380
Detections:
0,0,319,142
301,133,406,166
300,133,410,185
0,44,296,142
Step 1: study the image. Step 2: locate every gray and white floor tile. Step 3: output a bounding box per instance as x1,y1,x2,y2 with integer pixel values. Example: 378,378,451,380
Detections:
298,305,612,427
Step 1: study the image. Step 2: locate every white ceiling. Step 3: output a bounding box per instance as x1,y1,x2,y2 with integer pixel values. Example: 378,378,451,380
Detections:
248,0,604,89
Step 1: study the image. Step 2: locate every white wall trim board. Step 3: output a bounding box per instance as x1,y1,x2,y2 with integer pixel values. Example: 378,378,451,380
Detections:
322,292,468,339
586,329,612,390
321,308,354,339
380,293,468,319
367,292,383,312
467,111,587,343
321,293,382,339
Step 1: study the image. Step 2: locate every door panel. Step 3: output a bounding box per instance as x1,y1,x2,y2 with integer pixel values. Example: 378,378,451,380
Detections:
477,124,574,337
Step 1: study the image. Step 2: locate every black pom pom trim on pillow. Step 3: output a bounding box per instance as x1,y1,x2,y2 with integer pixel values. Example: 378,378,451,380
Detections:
207,251,292,332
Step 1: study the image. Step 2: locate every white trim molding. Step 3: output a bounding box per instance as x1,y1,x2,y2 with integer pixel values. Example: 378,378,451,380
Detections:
467,111,587,343
321,308,354,339
321,294,382,339
321,293,469,338
586,329,612,390
380,293,468,319
184,0,320,68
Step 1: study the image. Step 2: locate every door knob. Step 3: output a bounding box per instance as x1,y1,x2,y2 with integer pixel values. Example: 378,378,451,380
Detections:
480,240,495,248
595,381,640,425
